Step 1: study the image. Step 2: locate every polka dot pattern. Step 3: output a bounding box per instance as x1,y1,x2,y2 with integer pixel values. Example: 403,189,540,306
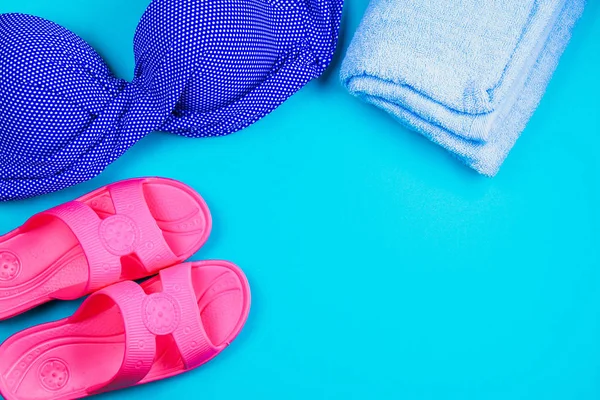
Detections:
0,0,343,200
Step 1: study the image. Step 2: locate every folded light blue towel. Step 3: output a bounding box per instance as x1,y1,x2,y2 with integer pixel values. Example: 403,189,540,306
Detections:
341,0,585,175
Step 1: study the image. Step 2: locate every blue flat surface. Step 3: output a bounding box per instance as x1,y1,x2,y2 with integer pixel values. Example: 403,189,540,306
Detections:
0,1,599,399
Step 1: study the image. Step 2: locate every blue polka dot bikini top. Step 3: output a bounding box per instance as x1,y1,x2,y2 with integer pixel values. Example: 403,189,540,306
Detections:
0,0,343,200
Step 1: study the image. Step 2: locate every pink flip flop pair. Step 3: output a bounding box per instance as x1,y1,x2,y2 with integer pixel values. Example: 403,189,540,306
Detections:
0,178,251,400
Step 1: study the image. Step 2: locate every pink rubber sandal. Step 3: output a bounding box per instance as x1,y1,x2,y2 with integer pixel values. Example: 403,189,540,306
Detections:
0,261,250,400
0,177,211,320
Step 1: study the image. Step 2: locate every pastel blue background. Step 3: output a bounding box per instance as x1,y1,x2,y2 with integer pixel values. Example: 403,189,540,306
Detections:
0,1,598,399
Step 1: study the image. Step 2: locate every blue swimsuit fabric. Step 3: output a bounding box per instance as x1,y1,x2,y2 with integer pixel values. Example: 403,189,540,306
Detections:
0,0,343,201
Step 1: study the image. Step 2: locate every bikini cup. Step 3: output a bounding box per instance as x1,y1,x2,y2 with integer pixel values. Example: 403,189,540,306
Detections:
0,0,343,200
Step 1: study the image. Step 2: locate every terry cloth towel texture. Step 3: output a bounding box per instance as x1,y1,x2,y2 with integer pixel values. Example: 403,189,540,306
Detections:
340,0,585,175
